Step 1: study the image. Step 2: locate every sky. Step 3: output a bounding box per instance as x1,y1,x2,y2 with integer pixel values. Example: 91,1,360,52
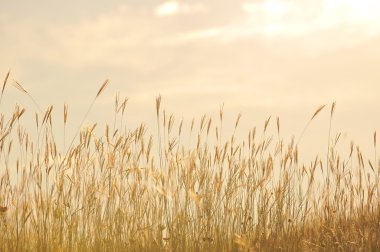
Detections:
1,0,380,162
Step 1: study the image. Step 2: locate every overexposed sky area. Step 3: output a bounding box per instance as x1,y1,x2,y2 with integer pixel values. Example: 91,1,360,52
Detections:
1,0,380,161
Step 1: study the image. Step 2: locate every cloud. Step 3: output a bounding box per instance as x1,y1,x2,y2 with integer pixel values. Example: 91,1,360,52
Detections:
151,0,380,47
323,0,380,22
318,0,380,36
240,0,380,38
242,0,297,20
152,28,221,46
154,1,206,17
24,0,380,71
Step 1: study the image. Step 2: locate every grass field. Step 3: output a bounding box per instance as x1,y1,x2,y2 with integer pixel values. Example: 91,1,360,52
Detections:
0,74,379,251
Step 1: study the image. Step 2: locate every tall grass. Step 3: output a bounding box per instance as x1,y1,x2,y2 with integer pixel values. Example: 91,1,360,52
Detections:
0,73,379,251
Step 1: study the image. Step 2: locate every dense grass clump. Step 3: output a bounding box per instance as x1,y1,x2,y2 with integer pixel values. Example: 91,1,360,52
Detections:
0,73,379,251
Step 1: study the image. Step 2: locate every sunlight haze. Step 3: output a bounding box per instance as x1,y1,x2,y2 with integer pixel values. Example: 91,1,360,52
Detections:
1,0,379,161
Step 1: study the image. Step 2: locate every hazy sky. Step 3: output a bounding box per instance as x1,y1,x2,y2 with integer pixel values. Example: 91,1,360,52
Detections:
1,0,380,161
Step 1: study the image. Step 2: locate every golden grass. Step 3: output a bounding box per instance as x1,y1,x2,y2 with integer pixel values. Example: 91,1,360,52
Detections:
0,73,379,251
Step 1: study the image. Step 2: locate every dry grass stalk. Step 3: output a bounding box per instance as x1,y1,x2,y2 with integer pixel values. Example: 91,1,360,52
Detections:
0,70,10,104
0,72,379,251
96,79,110,98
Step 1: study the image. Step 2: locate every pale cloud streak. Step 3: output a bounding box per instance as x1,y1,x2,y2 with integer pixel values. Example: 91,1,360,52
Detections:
154,1,206,17
152,28,221,46
148,0,380,47
242,0,297,20
239,0,380,38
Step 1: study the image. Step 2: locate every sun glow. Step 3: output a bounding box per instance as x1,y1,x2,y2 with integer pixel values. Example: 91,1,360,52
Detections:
241,0,380,37
154,1,205,17
242,0,295,19
324,0,380,22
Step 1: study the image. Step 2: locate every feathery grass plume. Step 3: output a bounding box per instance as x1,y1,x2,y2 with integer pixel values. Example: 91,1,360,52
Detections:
42,106,53,125
349,140,354,158
235,113,242,129
219,103,224,121
12,80,43,113
200,114,206,132
156,95,163,168
297,104,326,145
190,118,195,132
168,114,174,134
326,102,336,183
374,131,377,148
156,95,161,118
312,104,326,120
64,79,110,157
2,71,10,94
0,131,10,144
264,116,271,132
178,119,183,136
7,104,25,128
330,101,336,117
63,102,68,152
276,116,280,135
0,70,10,105
96,79,110,98
369,160,375,172
374,131,377,163
64,103,68,125
13,80,27,94
118,97,128,114
206,117,212,135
